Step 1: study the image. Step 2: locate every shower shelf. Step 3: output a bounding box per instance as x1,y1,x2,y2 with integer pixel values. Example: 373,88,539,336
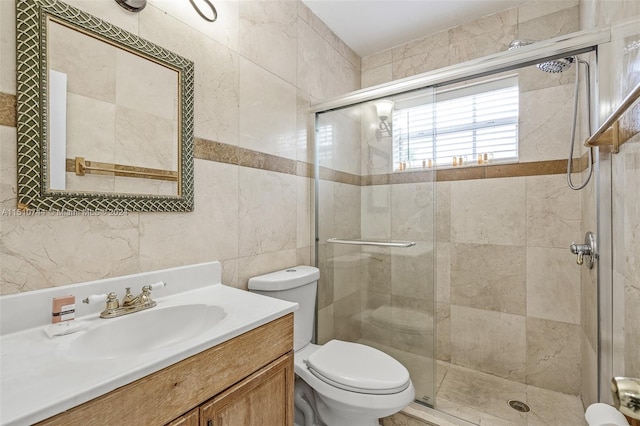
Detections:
327,238,416,248
585,81,640,153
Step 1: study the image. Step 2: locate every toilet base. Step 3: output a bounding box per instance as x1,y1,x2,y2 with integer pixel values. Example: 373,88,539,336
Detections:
294,377,395,426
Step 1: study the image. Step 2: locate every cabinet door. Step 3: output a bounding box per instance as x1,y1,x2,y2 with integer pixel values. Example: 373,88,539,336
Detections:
166,408,199,426
200,353,294,426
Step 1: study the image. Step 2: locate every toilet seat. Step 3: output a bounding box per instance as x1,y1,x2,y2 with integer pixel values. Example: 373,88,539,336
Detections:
305,340,411,395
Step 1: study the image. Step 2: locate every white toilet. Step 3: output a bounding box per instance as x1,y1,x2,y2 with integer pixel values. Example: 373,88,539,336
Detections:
248,266,415,426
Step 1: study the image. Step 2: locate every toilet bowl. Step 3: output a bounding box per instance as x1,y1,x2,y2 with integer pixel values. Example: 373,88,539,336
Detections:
294,342,415,426
248,266,415,426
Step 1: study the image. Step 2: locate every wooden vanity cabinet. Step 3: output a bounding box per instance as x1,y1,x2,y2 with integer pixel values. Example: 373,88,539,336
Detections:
200,353,293,426
37,314,294,426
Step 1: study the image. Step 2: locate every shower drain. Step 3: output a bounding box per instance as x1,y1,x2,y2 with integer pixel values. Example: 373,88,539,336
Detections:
508,400,531,413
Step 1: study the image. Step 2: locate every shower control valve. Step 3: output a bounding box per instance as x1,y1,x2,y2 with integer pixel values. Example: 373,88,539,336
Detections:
570,231,597,269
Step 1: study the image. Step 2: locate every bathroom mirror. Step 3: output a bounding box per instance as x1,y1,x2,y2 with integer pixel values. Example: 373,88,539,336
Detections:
16,0,194,211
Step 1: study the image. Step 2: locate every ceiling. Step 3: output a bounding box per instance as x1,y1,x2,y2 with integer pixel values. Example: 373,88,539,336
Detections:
301,0,531,57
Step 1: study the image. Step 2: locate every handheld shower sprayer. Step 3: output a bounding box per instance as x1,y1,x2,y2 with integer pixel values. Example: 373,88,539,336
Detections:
507,39,593,190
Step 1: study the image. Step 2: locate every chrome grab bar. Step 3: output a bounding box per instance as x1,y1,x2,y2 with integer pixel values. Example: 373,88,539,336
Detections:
327,238,416,248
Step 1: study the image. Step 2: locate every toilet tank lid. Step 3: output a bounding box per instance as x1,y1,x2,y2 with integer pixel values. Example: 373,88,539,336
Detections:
248,266,320,291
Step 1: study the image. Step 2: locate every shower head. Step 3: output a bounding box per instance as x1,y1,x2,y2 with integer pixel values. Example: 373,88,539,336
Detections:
507,39,574,73
537,57,574,73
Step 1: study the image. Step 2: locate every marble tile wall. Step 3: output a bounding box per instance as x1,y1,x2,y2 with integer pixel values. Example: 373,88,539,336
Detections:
0,0,361,294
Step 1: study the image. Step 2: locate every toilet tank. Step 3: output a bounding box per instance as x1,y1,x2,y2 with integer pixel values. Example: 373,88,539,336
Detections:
248,266,320,351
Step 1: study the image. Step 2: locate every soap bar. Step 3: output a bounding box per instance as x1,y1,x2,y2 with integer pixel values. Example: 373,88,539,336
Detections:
52,295,75,323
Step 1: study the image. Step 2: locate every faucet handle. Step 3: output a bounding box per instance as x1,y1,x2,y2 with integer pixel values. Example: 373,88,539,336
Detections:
147,281,166,291
83,294,107,304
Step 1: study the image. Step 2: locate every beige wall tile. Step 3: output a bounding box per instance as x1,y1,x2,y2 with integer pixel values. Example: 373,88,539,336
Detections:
451,243,526,315
239,58,298,160
390,182,435,241
526,317,581,395
361,185,391,239
239,0,297,85
516,6,580,42
519,83,575,162
393,30,450,62
391,243,434,301
518,0,580,24
139,5,240,147
317,304,334,345
362,49,392,71
450,9,517,42
581,330,598,407
238,166,297,257
450,305,526,382
392,46,450,80
333,182,361,239
139,160,239,270
333,290,361,341
525,174,581,249
436,242,450,304
296,90,312,163
297,177,312,249
317,244,334,310
361,247,391,295
436,301,451,362
436,182,451,243
148,0,240,51
449,25,517,64
220,259,238,288
581,258,598,350
361,63,393,89
527,247,580,324
450,177,526,246
297,18,336,100
1,212,139,295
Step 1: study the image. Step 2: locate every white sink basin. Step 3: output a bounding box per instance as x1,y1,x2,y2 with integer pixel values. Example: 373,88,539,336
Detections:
69,304,226,360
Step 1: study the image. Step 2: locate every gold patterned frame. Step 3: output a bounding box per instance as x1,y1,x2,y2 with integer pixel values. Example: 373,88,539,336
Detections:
16,0,194,212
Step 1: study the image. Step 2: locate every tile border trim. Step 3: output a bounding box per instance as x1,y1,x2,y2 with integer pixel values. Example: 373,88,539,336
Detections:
2,92,593,184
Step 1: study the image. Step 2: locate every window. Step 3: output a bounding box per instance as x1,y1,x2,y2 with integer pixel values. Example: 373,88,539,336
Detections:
392,76,519,170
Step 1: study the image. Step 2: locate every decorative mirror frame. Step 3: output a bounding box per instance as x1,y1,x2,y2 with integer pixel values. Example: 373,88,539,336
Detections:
16,0,195,212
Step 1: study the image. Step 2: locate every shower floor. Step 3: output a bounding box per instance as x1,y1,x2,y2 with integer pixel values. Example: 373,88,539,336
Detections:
433,361,587,425
383,362,587,425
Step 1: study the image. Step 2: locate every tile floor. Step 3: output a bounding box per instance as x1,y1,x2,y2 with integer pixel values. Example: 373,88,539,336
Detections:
384,362,587,426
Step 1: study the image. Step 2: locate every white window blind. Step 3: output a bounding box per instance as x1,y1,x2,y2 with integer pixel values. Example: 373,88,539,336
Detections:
392,76,519,169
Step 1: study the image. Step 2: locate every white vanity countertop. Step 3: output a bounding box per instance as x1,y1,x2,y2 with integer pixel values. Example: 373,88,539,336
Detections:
0,263,297,425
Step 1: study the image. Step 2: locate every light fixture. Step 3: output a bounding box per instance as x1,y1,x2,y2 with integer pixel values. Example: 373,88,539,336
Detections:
114,0,218,22
375,100,394,137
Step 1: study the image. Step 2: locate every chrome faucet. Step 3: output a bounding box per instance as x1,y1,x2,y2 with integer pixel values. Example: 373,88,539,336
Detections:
83,282,166,318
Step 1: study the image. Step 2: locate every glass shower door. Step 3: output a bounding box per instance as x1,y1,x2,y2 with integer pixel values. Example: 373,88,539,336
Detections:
315,86,436,406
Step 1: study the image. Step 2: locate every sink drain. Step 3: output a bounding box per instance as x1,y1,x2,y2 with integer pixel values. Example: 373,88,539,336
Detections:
508,400,531,413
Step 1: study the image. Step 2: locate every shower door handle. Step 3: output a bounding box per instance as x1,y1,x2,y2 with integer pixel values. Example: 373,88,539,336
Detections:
327,238,416,248
570,231,596,269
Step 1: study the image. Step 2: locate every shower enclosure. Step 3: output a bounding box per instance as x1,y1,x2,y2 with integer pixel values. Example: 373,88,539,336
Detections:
313,29,609,424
